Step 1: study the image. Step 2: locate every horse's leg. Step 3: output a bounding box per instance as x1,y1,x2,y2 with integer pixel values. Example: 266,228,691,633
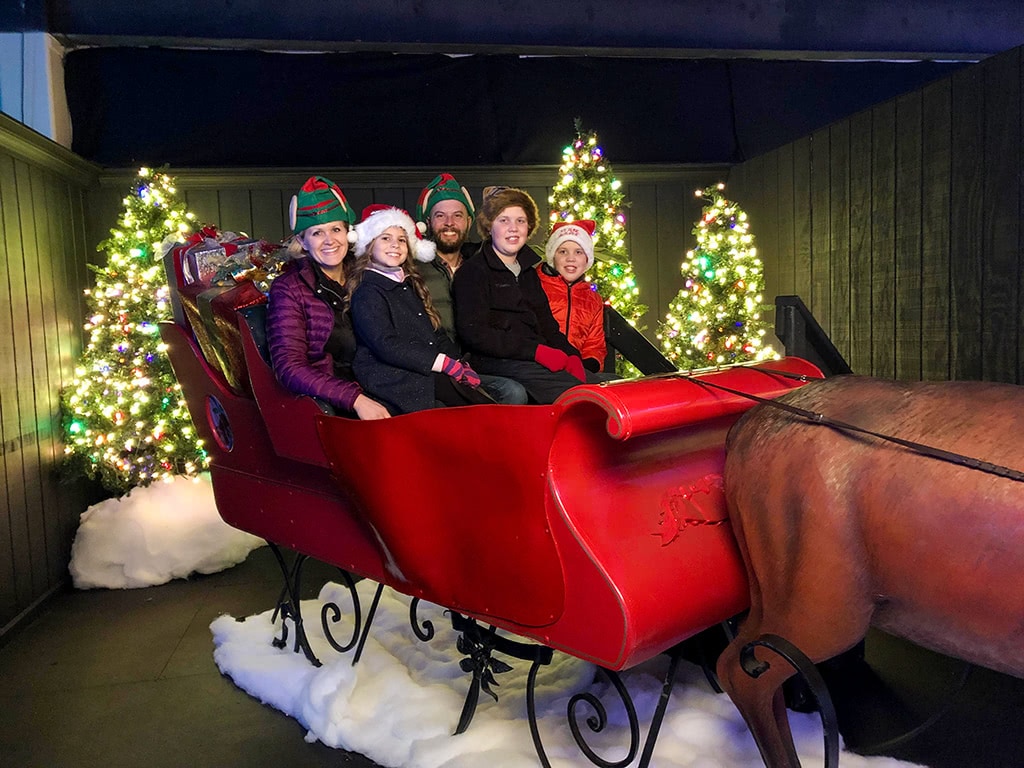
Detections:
717,630,801,768
720,485,875,768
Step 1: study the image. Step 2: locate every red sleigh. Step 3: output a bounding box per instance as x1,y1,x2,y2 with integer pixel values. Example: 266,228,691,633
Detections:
160,255,823,765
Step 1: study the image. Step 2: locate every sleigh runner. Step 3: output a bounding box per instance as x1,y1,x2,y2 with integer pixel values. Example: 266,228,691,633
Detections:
160,247,824,764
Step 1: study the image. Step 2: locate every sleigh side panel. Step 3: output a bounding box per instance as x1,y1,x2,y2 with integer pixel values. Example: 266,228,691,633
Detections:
316,405,567,628
542,360,823,669
160,320,389,582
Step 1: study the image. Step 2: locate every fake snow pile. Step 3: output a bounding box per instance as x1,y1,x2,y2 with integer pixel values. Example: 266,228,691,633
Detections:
212,581,922,768
69,473,264,589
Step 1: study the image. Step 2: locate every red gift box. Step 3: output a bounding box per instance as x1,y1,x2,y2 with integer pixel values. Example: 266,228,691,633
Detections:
179,280,267,394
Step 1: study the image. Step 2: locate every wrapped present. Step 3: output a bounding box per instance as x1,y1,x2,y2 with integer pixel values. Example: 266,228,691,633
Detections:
212,242,288,290
224,236,264,263
179,280,267,394
198,281,268,394
182,239,228,285
167,226,283,392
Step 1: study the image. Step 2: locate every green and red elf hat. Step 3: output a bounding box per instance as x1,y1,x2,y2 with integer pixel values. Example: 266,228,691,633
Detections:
414,173,476,234
289,176,357,239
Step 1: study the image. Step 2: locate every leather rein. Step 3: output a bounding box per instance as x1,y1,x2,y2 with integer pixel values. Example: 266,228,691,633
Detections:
683,367,1024,484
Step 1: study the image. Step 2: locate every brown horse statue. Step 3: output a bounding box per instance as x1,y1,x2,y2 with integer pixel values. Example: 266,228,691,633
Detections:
717,374,1024,767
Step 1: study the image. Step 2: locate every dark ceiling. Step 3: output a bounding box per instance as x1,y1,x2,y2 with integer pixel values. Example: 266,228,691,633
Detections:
13,0,1024,59
7,2,1023,167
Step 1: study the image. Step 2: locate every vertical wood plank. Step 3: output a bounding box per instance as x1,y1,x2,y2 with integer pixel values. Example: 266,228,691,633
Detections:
217,189,253,234
809,129,831,333
871,101,897,379
46,175,85,560
396,185,424,221
626,183,660,335
341,187,376,225
981,49,1021,383
13,159,50,597
1,156,42,606
775,144,796,299
920,79,952,382
652,181,687,337
250,188,285,243
1019,52,1024,386
894,92,924,382
184,189,219,229
28,166,65,585
848,110,874,375
68,188,90,351
0,153,20,623
85,187,124,267
757,150,780,316
949,65,985,381
791,137,812,305
828,121,851,364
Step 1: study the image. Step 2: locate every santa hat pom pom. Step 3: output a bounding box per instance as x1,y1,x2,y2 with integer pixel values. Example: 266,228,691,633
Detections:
414,237,436,263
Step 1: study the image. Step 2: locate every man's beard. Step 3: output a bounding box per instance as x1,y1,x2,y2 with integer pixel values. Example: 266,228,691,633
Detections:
432,227,467,256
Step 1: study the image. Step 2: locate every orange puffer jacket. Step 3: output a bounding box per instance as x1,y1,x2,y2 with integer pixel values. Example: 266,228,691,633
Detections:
537,264,608,371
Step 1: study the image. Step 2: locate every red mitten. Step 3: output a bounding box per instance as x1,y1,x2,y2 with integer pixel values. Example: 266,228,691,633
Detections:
534,344,568,372
441,355,482,388
564,355,586,383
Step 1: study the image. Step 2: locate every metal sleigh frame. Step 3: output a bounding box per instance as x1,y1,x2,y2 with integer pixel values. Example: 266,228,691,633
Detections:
160,254,832,766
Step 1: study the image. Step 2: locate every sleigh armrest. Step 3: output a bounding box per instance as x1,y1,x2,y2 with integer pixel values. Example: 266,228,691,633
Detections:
556,357,823,440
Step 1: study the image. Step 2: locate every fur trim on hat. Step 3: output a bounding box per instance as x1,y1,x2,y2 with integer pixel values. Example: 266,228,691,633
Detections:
545,220,596,269
476,186,539,240
354,205,436,263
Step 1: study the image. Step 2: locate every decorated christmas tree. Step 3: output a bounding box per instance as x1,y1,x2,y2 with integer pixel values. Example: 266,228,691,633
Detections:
62,167,207,494
657,183,777,368
548,121,648,331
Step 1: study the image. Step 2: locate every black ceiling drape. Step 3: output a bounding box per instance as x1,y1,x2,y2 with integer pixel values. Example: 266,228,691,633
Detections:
65,48,965,167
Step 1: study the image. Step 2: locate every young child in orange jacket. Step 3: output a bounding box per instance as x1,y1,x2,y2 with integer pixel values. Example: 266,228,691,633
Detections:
536,220,609,373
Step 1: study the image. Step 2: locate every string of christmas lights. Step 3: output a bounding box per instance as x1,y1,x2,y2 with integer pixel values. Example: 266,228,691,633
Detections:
657,183,777,368
61,167,208,494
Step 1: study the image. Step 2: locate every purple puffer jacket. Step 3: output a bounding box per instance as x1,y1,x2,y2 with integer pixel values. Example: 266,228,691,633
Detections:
266,258,363,412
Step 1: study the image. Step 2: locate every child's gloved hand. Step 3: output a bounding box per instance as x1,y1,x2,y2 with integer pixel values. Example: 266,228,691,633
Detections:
534,344,568,372
564,354,586,383
441,355,482,388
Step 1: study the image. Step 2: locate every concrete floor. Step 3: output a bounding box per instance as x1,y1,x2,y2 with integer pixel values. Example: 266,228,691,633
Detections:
1,546,1022,768
0,548,378,768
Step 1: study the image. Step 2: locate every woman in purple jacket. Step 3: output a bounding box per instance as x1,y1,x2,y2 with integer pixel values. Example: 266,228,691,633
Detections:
266,176,390,420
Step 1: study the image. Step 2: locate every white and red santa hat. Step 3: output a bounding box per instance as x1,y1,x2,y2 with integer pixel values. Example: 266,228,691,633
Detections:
544,219,596,269
354,204,436,262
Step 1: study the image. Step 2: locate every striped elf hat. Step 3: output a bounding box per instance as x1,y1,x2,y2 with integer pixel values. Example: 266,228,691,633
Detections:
289,176,357,239
414,173,475,234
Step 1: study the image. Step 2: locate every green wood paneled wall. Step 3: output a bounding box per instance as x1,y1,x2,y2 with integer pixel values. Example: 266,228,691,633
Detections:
0,114,100,632
729,45,1023,384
